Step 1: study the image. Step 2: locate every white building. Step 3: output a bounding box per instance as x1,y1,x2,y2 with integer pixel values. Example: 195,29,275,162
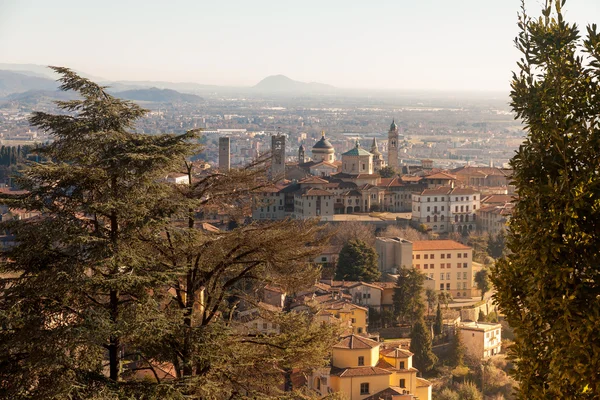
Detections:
292,188,335,219
459,321,502,359
411,187,480,234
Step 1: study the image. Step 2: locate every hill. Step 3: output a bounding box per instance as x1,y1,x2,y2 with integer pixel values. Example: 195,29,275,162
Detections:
253,75,336,93
113,87,204,103
0,71,58,98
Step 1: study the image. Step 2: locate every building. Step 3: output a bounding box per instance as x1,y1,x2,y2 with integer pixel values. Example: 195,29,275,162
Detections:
476,203,513,234
370,138,385,172
459,321,502,359
312,131,336,163
308,334,432,399
341,141,374,176
411,187,480,234
218,136,230,172
271,134,286,180
376,238,476,298
388,120,399,169
292,188,336,220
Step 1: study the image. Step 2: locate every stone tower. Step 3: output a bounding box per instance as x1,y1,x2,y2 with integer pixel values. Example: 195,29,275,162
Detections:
298,144,305,163
388,119,399,168
218,136,230,172
370,137,385,171
271,134,286,180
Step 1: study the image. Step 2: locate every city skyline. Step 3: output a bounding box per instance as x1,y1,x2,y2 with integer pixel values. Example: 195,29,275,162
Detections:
1,0,599,91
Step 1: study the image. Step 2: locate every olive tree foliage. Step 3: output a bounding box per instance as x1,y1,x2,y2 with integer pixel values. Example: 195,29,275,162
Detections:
491,1,600,398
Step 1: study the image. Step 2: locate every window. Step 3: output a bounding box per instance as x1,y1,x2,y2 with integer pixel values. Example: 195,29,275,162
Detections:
424,264,428,269
400,379,406,388
458,253,462,258
442,205,445,211
434,197,437,202
440,273,444,280
427,206,430,212
464,263,468,268
360,383,370,395
426,216,430,222
351,318,356,323
427,197,431,202
446,283,450,290
455,206,458,212
440,284,444,290
457,272,461,279
430,273,434,279
358,327,363,333
263,322,268,329
446,272,451,280
416,264,420,269
463,272,467,279
321,257,327,262
358,356,364,366
416,254,421,259
441,254,445,259
430,254,435,259
441,263,445,268
424,254,429,259
457,263,461,268
463,282,467,289
400,361,405,369
463,253,468,258
447,253,451,259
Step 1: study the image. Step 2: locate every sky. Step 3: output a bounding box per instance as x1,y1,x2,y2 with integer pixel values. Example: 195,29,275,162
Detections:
1,0,599,91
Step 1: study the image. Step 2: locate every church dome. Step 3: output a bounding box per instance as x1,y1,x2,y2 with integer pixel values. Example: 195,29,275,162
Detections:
313,131,334,151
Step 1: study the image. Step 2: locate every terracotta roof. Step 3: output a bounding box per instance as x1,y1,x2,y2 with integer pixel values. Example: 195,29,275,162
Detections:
375,358,396,370
330,366,392,377
450,188,479,195
299,176,329,184
481,194,515,204
417,377,433,387
347,282,384,291
364,388,415,400
424,172,457,180
370,282,397,289
333,334,380,349
380,347,414,358
412,240,471,251
401,176,422,182
299,188,334,196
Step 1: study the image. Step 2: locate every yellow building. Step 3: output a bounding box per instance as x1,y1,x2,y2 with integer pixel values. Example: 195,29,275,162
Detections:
324,302,368,335
309,335,432,400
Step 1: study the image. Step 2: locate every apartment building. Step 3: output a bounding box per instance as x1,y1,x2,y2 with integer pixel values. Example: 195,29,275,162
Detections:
411,187,480,234
376,237,476,298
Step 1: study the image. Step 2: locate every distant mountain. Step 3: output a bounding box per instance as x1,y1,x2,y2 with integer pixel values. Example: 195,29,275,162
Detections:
113,88,204,103
253,75,336,93
4,90,78,104
107,80,223,93
0,63,105,82
0,70,60,98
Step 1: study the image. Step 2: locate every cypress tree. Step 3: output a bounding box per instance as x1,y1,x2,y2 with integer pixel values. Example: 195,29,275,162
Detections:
434,303,443,335
410,318,438,373
492,1,600,397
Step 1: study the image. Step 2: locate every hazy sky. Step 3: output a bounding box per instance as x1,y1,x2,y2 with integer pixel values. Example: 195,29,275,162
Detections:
1,0,598,91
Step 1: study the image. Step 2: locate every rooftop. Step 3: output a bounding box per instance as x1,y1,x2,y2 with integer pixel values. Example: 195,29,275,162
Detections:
412,240,471,251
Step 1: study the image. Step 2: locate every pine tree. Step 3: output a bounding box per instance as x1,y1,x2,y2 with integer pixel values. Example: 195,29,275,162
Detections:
475,268,491,301
410,318,437,373
492,1,600,398
334,239,380,282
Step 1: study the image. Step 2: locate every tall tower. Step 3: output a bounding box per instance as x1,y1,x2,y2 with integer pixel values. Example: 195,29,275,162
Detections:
298,144,305,163
370,138,385,171
218,136,230,172
271,134,286,180
388,119,399,169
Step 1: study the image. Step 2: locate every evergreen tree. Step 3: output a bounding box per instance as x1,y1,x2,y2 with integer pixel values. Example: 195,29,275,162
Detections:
492,1,600,397
474,268,491,300
487,231,506,259
434,303,443,335
409,318,437,373
392,266,425,325
449,328,465,368
334,239,380,282
378,165,396,178
425,287,437,316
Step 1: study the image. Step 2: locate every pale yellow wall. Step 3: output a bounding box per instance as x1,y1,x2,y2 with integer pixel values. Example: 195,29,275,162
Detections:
412,248,473,298
387,369,417,394
416,385,432,400
382,355,412,371
334,374,389,400
351,307,368,335
381,288,394,308
332,346,379,368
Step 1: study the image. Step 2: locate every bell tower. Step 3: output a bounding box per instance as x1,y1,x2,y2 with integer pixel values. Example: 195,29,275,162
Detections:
388,119,399,168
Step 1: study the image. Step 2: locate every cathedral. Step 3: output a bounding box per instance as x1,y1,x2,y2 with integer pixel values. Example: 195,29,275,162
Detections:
253,122,421,220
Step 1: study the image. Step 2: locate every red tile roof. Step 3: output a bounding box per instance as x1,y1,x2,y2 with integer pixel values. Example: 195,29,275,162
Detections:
333,334,380,349
412,240,471,251
330,366,392,377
